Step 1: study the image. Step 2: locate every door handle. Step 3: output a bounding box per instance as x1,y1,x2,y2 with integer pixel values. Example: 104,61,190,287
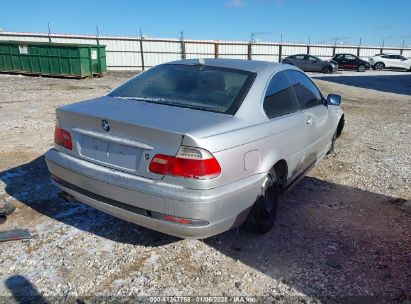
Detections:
306,117,313,125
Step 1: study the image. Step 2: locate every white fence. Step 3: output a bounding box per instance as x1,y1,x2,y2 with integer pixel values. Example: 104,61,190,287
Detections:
1,31,410,71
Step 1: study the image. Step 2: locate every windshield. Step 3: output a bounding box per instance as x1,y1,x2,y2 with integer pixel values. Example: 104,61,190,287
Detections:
109,64,256,114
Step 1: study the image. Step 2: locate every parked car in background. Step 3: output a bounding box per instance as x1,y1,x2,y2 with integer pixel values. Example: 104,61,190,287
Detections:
281,54,338,73
46,59,344,239
331,54,371,72
369,54,411,71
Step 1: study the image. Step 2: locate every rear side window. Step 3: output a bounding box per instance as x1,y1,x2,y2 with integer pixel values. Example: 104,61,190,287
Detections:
263,72,299,119
109,64,255,114
284,70,323,109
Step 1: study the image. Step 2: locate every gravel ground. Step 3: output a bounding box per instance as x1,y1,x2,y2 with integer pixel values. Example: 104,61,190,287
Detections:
0,70,410,303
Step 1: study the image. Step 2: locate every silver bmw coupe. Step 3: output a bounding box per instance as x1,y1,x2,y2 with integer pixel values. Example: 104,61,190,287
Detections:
46,59,344,239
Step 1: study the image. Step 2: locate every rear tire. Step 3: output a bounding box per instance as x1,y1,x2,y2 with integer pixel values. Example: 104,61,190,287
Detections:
374,62,384,70
244,173,278,234
358,65,366,72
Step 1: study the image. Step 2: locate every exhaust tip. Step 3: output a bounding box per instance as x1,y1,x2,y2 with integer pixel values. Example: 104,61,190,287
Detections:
58,191,75,203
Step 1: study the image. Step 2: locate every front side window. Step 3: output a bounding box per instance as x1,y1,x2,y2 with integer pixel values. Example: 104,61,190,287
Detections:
308,56,319,62
263,72,299,119
284,70,323,109
344,54,356,60
109,64,255,114
392,55,405,60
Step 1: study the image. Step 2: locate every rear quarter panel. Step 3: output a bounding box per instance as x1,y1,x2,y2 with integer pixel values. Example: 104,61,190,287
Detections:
163,111,306,190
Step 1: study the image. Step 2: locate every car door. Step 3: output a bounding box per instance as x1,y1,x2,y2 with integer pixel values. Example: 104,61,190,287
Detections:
382,55,395,68
394,55,409,69
333,54,347,69
343,54,358,70
284,70,334,164
292,55,307,70
307,55,323,72
399,56,411,69
262,72,308,180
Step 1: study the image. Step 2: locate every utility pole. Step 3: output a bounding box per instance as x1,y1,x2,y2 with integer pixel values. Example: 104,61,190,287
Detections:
96,26,100,45
48,22,52,43
307,36,311,54
180,30,186,60
139,28,145,71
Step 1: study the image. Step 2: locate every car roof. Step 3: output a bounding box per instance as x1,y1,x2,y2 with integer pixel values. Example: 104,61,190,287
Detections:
166,58,287,73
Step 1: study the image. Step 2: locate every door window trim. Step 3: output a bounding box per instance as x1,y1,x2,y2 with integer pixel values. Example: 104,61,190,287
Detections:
283,69,326,110
261,71,302,120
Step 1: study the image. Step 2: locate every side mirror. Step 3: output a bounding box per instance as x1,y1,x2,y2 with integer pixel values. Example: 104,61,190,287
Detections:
327,94,342,106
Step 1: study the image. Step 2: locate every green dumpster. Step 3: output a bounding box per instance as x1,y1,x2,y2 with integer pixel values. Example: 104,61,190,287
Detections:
0,41,106,78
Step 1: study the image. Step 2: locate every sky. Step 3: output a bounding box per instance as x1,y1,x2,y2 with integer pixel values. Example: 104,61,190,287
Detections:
1,0,410,47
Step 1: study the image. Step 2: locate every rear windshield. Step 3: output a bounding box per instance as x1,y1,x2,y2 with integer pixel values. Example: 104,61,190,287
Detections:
109,64,255,114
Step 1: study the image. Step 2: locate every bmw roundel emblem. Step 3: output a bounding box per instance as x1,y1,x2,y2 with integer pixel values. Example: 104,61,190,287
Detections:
101,119,110,132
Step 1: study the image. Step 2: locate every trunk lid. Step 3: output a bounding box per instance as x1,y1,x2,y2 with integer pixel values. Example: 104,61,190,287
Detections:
56,96,231,179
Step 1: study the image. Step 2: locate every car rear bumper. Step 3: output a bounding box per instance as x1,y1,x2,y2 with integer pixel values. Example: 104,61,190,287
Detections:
45,149,265,239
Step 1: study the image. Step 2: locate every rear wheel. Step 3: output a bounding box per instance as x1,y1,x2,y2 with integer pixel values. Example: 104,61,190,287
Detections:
358,65,366,72
323,65,333,74
244,173,278,234
374,62,384,70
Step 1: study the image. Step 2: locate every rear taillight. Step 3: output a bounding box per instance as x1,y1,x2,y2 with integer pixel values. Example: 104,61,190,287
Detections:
149,146,221,179
54,127,73,150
